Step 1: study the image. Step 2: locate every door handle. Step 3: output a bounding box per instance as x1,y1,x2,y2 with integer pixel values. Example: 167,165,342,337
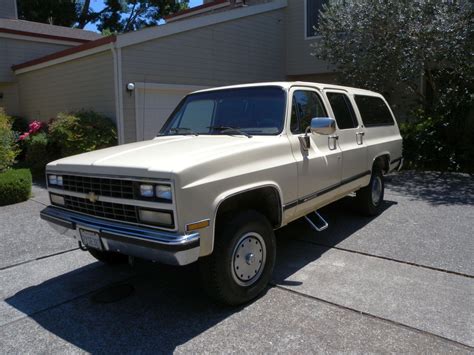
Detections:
328,135,339,150
356,132,365,145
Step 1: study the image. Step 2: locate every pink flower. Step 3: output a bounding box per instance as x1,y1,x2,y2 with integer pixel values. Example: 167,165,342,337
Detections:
18,132,30,141
28,120,42,134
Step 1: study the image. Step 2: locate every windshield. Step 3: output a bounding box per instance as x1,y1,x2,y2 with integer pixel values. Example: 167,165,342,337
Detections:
159,86,287,136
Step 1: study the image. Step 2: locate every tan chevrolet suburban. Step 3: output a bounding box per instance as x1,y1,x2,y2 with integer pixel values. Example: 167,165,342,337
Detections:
41,82,403,305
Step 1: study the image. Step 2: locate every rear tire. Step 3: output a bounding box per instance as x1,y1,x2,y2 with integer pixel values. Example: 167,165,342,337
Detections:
356,168,385,216
87,248,128,265
199,210,276,306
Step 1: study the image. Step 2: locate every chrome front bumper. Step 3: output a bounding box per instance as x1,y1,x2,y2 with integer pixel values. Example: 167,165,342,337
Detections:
40,206,200,266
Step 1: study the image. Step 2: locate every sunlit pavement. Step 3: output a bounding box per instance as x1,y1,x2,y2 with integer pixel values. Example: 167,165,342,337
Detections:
0,172,472,353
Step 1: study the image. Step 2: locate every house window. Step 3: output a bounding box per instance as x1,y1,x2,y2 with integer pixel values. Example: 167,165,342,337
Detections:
305,0,328,38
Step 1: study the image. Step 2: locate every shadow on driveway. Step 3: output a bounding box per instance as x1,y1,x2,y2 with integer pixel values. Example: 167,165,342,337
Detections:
385,171,474,206
4,196,398,352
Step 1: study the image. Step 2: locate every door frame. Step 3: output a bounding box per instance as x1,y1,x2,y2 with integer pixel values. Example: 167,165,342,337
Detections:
134,82,208,141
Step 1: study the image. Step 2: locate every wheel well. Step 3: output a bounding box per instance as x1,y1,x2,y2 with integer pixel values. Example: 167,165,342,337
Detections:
216,187,282,229
373,155,390,174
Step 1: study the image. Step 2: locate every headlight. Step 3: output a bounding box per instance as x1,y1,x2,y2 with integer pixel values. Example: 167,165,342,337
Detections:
48,174,57,185
140,184,154,197
48,174,63,186
155,185,172,201
137,183,172,202
138,208,173,227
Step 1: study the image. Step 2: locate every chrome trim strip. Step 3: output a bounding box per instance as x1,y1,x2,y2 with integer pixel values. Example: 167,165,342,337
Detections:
283,170,371,209
41,206,198,247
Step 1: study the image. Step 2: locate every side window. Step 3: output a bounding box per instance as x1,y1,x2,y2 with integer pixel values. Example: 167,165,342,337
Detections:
354,95,395,127
291,90,327,134
326,92,358,129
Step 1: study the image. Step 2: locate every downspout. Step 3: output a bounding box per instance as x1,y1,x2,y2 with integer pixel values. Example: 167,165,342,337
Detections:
111,43,125,144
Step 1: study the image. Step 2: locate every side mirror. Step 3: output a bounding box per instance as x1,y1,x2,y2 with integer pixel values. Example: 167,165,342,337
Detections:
310,117,336,135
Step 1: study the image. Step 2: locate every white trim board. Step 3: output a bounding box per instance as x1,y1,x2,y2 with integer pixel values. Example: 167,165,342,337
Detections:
134,82,208,141
0,32,81,46
166,1,239,22
14,43,113,75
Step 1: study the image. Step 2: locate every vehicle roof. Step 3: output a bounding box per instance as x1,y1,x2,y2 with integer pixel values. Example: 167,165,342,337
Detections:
193,81,382,97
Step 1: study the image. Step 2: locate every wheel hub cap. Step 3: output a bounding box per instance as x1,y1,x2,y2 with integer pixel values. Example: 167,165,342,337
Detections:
232,233,266,286
372,176,382,205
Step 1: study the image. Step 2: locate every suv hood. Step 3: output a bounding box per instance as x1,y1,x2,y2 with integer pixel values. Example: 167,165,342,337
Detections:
47,135,282,179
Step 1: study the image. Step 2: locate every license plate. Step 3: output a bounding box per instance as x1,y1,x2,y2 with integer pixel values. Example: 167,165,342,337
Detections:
80,229,103,250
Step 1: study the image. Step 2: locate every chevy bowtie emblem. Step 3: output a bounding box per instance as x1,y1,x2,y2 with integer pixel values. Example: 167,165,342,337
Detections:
87,192,98,203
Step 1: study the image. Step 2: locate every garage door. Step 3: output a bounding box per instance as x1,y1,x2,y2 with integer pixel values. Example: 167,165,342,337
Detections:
135,83,208,141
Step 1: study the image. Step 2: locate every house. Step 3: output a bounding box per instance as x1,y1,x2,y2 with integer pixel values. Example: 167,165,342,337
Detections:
5,0,336,144
0,0,102,117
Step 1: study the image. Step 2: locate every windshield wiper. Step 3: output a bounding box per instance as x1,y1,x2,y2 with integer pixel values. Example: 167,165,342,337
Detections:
166,127,199,136
207,126,252,138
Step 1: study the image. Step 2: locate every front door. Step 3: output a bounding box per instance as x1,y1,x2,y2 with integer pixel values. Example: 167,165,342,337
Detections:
324,90,368,182
287,87,342,215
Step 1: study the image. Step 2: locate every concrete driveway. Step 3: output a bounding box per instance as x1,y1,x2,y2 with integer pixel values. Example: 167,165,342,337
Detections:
0,171,473,353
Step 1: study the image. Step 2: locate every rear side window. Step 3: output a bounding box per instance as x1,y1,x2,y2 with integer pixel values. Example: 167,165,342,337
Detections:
326,92,358,129
355,95,394,127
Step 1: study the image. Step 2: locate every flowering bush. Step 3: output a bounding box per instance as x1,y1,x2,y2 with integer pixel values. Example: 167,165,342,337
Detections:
0,108,19,173
48,110,117,157
18,120,44,141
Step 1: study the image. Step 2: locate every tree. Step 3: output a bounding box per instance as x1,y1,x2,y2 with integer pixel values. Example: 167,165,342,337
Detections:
17,0,188,33
17,0,83,27
313,0,473,172
95,0,186,33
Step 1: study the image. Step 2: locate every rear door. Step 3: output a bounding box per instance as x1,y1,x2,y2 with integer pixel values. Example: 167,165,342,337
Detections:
324,90,369,182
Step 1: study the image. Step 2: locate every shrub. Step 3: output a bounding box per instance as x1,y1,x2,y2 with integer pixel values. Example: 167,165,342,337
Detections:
400,110,474,173
24,132,56,176
17,120,55,177
0,108,19,172
48,110,117,157
11,116,29,134
0,168,32,206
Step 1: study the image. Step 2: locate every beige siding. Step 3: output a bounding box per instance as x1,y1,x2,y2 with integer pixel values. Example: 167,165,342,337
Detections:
121,9,286,142
0,37,70,81
0,0,16,19
0,81,19,115
286,0,333,76
17,51,116,121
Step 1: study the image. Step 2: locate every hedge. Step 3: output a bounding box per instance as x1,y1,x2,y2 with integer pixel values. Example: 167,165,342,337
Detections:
0,169,32,206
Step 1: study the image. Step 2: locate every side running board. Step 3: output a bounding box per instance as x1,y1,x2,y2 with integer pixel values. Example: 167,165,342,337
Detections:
304,211,329,232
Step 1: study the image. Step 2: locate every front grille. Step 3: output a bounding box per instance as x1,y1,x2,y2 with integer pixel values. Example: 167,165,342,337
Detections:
64,195,139,224
62,175,134,199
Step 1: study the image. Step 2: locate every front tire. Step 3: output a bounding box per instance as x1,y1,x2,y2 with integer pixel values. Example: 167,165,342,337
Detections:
199,210,276,306
356,168,385,216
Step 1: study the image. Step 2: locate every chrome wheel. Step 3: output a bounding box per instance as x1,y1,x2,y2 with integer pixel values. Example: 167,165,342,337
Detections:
231,232,266,287
371,175,383,206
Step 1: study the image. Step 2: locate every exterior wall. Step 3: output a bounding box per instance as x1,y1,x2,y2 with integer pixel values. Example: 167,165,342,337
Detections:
121,8,286,142
0,37,71,82
0,81,19,115
0,0,17,19
285,0,333,76
16,51,116,121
